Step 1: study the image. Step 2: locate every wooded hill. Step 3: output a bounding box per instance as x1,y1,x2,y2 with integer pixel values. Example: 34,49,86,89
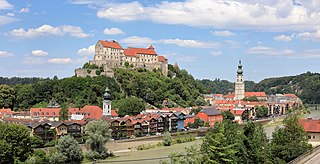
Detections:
198,71,320,104
0,64,206,111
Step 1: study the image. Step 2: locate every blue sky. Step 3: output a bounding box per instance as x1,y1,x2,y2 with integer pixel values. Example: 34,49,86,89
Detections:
1,0,320,82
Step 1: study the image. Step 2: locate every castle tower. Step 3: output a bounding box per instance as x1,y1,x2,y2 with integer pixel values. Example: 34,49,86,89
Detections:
102,87,112,116
235,60,245,100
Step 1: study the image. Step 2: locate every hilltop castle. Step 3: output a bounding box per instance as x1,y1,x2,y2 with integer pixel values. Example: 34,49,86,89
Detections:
75,40,168,77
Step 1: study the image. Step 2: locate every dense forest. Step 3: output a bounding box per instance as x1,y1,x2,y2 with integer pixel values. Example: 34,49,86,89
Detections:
198,72,320,104
0,77,43,86
0,64,206,111
197,79,255,94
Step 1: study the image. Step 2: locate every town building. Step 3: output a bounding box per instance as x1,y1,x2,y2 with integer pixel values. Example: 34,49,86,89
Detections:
299,118,320,147
75,40,168,77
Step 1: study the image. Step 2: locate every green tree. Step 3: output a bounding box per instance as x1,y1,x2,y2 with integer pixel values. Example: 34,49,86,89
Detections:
201,122,238,163
222,111,235,121
112,96,145,116
166,145,202,164
243,122,267,163
0,122,32,163
59,103,68,121
55,135,83,164
85,120,111,159
0,140,13,163
30,136,44,148
0,84,15,109
270,114,312,162
255,106,269,118
25,149,48,164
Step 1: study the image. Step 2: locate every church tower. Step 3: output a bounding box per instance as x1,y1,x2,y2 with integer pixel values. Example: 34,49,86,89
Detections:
102,87,112,116
235,60,245,100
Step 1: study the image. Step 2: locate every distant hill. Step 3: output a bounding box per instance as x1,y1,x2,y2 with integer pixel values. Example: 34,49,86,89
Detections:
198,72,320,104
0,77,45,86
254,72,320,104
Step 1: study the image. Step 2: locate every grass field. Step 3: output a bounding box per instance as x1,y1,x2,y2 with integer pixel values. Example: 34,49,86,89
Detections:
84,139,202,164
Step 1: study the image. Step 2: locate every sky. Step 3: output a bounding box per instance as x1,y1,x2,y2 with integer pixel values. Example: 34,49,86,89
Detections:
1,0,320,82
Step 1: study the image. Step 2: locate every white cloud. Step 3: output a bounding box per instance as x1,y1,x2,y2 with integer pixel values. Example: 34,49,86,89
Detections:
0,15,16,26
0,0,13,10
0,50,13,57
19,8,30,13
211,30,235,36
97,2,146,21
77,45,95,56
6,12,14,16
296,29,320,40
160,39,220,48
103,27,125,35
48,58,73,64
246,46,320,58
210,51,222,56
273,34,295,41
8,24,91,38
91,0,320,31
121,36,154,47
31,50,48,57
23,57,46,65
121,36,220,48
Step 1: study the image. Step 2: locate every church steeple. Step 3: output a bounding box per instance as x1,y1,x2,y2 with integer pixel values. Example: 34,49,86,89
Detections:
235,60,245,100
102,87,112,116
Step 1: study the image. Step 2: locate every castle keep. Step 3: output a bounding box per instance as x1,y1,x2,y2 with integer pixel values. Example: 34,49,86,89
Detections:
75,40,168,77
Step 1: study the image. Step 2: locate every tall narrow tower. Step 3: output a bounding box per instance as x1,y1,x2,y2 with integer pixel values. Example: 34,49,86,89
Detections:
102,87,112,116
235,60,245,100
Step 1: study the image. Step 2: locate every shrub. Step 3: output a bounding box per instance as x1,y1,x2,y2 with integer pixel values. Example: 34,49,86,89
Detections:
163,132,172,146
44,140,56,147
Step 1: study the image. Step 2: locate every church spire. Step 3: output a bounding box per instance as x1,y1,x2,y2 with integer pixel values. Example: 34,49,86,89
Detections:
237,60,243,75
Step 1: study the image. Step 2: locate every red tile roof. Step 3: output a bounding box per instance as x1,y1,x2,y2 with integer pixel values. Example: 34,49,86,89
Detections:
111,110,118,117
299,118,320,133
158,56,167,62
0,108,13,117
99,40,123,49
123,49,138,57
245,92,266,97
30,108,61,117
126,47,157,56
284,94,298,98
81,105,103,120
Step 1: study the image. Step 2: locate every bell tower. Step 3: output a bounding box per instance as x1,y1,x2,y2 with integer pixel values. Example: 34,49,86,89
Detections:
235,60,245,100
102,87,112,116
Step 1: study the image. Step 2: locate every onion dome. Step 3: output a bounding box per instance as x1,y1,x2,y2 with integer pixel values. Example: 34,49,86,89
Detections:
103,87,111,100
237,60,243,74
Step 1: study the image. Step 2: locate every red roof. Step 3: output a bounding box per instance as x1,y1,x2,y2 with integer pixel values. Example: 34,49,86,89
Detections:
158,56,167,62
80,105,103,120
0,108,13,117
99,40,123,49
245,92,266,97
299,118,320,133
111,110,118,117
125,47,157,56
284,94,298,98
124,49,138,57
30,108,61,117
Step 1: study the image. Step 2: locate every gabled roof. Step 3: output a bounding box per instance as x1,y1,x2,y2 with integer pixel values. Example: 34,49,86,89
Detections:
299,118,320,133
200,107,221,116
0,108,13,117
126,47,157,56
158,56,167,62
111,110,118,117
99,40,123,49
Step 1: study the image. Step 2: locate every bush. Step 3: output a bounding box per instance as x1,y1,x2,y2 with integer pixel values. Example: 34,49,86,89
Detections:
48,152,67,164
44,140,56,147
136,144,157,150
30,136,44,148
163,132,172,146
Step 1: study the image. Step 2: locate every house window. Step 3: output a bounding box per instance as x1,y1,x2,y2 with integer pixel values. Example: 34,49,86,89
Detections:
41,112,44,115
313,135,316,139
308,135,311,139
52,112,55,115
46,112,49,115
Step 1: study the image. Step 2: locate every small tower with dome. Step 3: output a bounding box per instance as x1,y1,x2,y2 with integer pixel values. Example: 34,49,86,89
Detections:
235,60,245,100
102,87,112,116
